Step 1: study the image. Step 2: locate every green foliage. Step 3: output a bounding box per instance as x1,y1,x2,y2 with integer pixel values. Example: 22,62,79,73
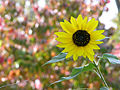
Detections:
100,87,109,90
50,63,95,86
102,53,120,64
43,53,66,66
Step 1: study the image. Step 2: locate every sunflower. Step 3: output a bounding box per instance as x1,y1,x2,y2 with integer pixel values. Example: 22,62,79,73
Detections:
55,15,105,61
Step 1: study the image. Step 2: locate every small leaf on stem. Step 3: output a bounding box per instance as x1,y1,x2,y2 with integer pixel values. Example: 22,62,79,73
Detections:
102,53,120,64
42,53,67,66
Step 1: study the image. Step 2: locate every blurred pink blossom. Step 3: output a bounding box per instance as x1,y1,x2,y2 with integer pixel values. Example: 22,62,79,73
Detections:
35,79,42,90
0,16,5,31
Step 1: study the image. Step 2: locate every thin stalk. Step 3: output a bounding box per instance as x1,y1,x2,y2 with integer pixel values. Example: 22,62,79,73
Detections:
93,61,109,88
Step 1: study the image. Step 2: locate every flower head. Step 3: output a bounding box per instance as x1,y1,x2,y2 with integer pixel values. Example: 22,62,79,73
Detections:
55,15,105,61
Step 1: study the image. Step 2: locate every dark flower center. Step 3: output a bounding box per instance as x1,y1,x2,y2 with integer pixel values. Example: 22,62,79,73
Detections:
72,30,90,46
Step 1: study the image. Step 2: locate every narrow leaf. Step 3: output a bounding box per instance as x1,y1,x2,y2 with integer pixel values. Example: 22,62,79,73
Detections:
49,63,95,86
102,53,120,64
43,53,67,66
100,87,109,90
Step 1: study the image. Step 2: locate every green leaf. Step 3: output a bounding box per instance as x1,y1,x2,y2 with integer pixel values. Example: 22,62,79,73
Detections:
100,87,109,90
49,63,95,86
102,53,120,64
43,53,67,66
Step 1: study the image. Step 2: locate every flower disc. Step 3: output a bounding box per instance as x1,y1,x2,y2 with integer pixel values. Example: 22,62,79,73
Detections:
72,30,90,46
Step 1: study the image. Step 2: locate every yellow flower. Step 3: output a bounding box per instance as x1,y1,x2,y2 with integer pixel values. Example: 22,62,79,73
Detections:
55,15,105,61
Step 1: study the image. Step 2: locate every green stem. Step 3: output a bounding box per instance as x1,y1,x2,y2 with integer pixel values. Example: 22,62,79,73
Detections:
93,61,109,88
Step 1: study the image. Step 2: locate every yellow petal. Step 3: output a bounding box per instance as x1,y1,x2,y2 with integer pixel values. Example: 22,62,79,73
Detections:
83,55,86,58
89,44,100,49
77,47,84,56
92,30,104,34
77,14,83,30
83,52,87,58
82,16,88,30
56,43,72,48
66,51,73,59
60,22,69,33
82,49,94,60
91,30,105,40
87,20,98,33
62,44,75,52
73,54,78,61
84,45,95,55
72,47,84,61
70,16,78,30
66,46,77,59
90,40,103,44
86,53,94,62
54,32,71,38
86,18,95,30
92,34,105,40
84,46,95,61
60,20,75,33
89,49,95,55
56,37,72,43
64,20,76,32
70,16,77,26
90,21,98,32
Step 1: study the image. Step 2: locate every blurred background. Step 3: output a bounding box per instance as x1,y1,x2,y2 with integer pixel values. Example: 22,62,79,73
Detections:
0,0,120,89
